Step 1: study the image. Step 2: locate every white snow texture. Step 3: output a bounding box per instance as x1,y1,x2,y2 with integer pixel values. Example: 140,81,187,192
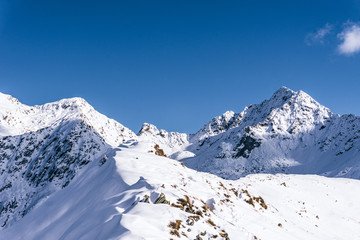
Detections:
0,87,360,240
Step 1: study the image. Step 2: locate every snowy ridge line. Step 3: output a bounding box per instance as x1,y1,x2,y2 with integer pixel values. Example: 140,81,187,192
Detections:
182,87,360,180
1,86,360,237
0,92,136,146
0,91,139,229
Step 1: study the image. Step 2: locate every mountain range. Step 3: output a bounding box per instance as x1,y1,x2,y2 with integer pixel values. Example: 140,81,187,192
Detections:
0,87,359,240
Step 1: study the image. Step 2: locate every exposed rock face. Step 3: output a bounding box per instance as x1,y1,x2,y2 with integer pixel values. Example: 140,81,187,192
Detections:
233,133,261,159
0,120,109,228
154,193,170,204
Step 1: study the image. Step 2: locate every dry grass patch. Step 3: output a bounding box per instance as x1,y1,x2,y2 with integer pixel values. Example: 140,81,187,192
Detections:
206,219,216,227
230,188,239,197
253,196,267,209
242,189,268,209
154,144,167,157
168,220,182,230
188,215,200,221
170,229,180,237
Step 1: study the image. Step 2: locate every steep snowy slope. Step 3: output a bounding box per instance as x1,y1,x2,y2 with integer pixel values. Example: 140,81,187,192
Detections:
2,141,360,240
0,93,137,228
0,120,109,228
182,87,360,179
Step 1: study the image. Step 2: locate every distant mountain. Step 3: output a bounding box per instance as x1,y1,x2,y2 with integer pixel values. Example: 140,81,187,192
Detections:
134,87,360,180
180,87,360,179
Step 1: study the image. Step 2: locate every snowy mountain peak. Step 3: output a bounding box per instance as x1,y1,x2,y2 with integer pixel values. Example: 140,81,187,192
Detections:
0,92,26,111
266,86,296,107
41,96,90,112
0,93,89,114
268,87,328,116
137,122,190,158
0,93,136,145
265,88,334,134
184,87,359,179
0,93,138,228
222,110,235,121
193,110,239,141
272,86,295,97
192,87,295,140
193,87,333,142
138,122,162,136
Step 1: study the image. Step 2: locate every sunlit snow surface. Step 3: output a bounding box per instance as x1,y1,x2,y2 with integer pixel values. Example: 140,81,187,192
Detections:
3,140,360,240
2,87,360,239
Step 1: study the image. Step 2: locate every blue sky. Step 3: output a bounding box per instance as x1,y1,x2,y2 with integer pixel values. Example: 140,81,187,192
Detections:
1,0,360,133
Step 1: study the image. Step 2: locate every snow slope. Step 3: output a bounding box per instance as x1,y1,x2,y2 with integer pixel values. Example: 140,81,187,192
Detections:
2,140,360,240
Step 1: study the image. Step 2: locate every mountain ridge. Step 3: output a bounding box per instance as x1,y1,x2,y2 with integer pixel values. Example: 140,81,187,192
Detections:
1,86,360,233
0,93,136,146
182,87,360,179
0,93,137,228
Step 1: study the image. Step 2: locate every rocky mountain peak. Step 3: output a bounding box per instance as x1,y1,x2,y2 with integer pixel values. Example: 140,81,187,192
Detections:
40,97,90,112
137,122,189,157
193,87,298,140
221,110,236,121
0,92,27,112
138,123,161,136
270,86,295,101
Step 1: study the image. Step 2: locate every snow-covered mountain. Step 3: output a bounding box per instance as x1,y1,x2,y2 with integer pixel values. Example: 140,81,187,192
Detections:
0,92,136,145
1,88,360,239
182,87,360,180
0,93,136,228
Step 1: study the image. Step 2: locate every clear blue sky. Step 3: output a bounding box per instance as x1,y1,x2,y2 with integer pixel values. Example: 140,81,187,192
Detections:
1,0,360,133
